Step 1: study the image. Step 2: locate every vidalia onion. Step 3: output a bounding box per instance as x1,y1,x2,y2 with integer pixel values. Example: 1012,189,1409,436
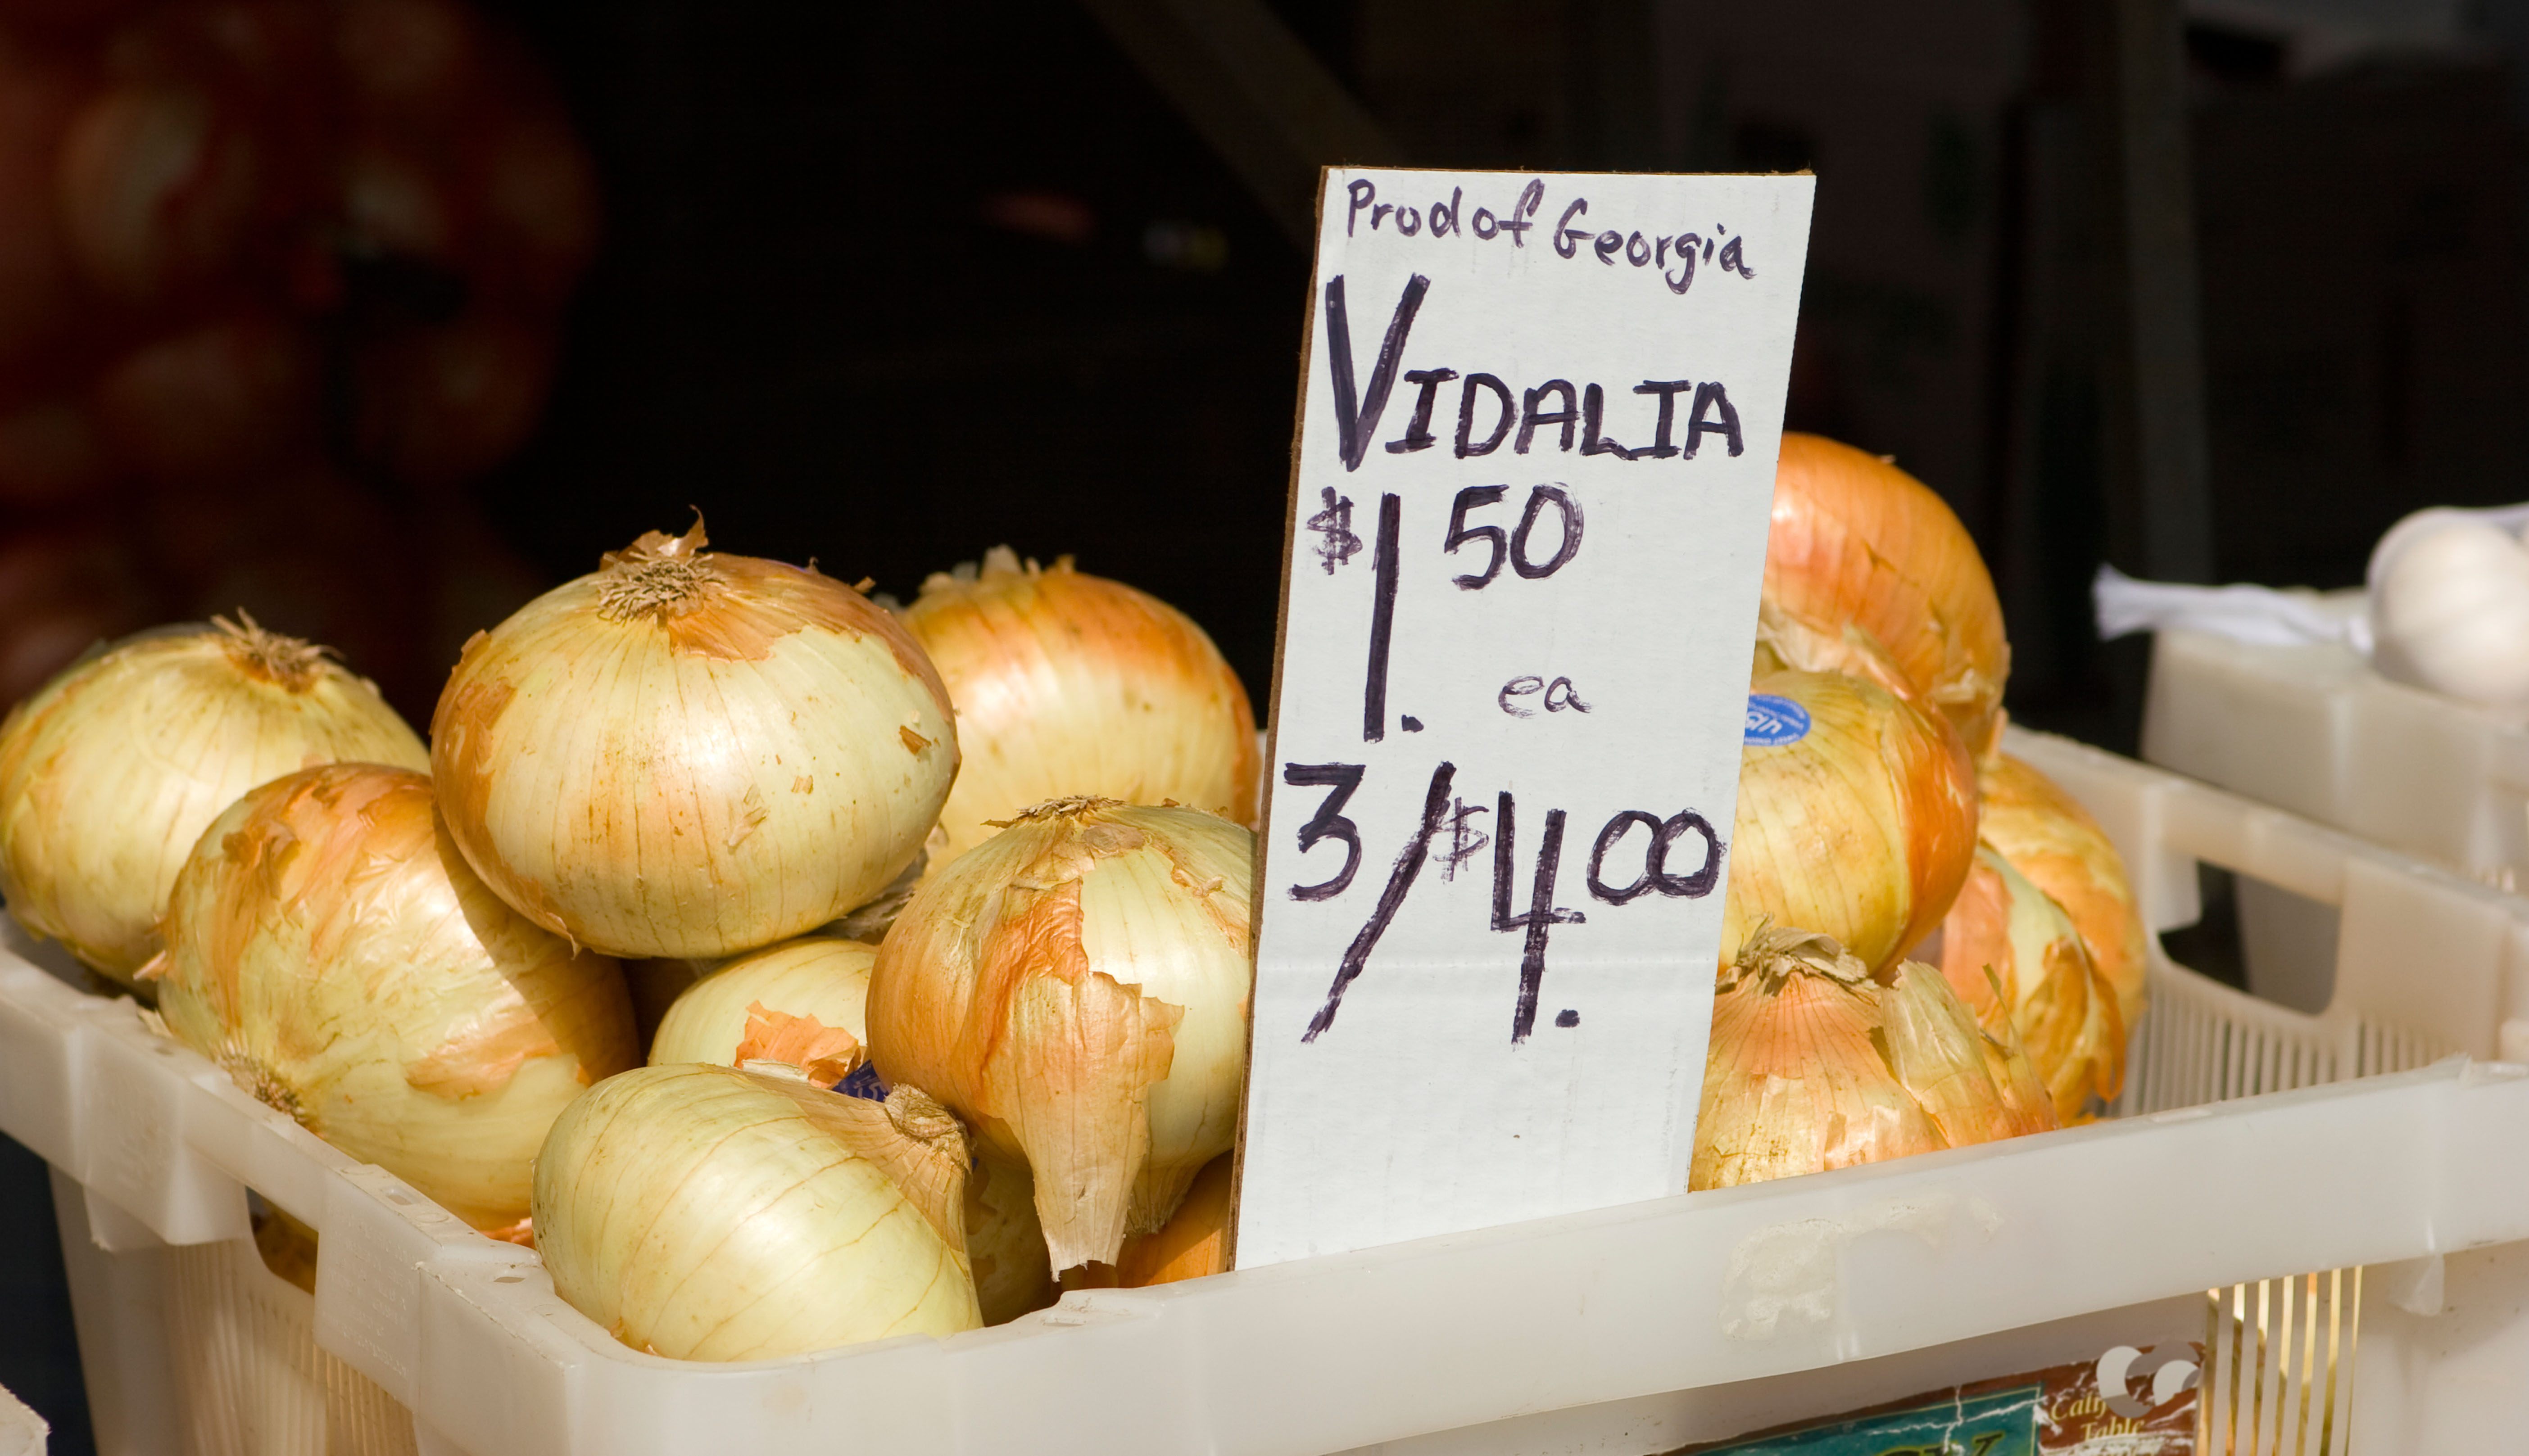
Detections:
903,549,1260,863
1975,752,2150,1034
0,616,426,985
431,520,958,959
1691,926,2054,1191
152,764,635,1230
533,1065,980,1360
1763,434,2011,759
1726,668,1978,972
1938,848,2125,1121
868,797,1252,1274
649,934,874,1079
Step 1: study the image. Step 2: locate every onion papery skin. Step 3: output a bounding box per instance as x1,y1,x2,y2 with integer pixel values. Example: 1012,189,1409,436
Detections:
1938,848,2124,1121
1724,668,1978,973
903,549,1260,864
1690,927,2055,1191
532,1067,980,1360
0,618,427,986
966,1149,1057,1324
154,764,635,1229
649,935,875,1075
1763,434,2011,760
1117,1152,1230,1287
867,798,1253,1274
1976,752,2150,1035
431,522,959,960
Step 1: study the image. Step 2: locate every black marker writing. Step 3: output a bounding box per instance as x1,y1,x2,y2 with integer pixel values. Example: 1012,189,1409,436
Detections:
1324,273,1430,472
1306,488,1361,574
1363,493,1401,742
1586,809,1724,904
1283,763,1366,901
1492,791,1586,1044
1305,761,1457,1042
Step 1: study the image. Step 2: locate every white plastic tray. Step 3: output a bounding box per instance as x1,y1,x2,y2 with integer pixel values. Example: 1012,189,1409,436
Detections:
2144,608,2529,893
12,728,2529,1456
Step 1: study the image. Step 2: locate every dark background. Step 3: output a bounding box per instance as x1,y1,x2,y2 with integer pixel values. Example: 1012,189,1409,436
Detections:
10,0,2529,1448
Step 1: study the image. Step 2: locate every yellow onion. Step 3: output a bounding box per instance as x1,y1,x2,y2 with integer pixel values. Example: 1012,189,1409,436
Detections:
1976,752,2150,1033
965,1151,1057,1324
1763,434,2011,760
1726,667,1978,972
533,1065,979,1360
1690,926,2056,1191
1117,1153,1231,1287
0,616,426,985
649,935,875,1081
868,797,1252,1274
151,764,636,1230
1938,848,2124,1121
902,548,1260,863
431,520,958,960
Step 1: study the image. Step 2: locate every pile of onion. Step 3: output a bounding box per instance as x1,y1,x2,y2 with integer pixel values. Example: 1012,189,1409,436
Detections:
868,797,1253,1276
1726,665,1978,972
150,763,635,1232
902,548,1261,863
648,934,874,1081
1763,434,2012,760
533,1066,979,1360
1936,848,2125,1121
433,521,959,960
1975,752,2150,1034
1691,925,2056,1190
0,616,425,985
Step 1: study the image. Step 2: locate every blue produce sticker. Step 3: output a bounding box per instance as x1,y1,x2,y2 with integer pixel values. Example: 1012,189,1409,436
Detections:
1744,693,1811,746
835,1063,888,1101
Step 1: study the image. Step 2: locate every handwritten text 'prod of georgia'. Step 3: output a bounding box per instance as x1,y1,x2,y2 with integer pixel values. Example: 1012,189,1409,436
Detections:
1342,177,1758,296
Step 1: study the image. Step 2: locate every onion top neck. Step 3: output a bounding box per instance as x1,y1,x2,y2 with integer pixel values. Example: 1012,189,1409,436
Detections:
213,612,330,692
596,520,728,623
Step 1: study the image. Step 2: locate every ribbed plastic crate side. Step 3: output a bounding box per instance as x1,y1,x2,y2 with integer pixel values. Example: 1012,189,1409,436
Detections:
339,1059,2529,1456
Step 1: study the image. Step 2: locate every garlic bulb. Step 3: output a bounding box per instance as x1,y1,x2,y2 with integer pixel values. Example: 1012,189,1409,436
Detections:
868,798,1252,1273
902,549,1260,863
965,1150,1057,1324
431,521,957,960
1763,434,2012,759
1691,926,2054,1191
1725,668,1978,972
2371,518,2529,705
1117,1153,1231,1287
0,616,426,985
533,1066,980,1360
1937,848,2124,1121
649,935,874,1080
1975,752,2149,1034
152,764,636,1230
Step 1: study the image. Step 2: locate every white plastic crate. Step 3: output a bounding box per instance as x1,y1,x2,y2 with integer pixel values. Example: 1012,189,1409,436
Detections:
10,728,2529,1456
2143,607,2529,894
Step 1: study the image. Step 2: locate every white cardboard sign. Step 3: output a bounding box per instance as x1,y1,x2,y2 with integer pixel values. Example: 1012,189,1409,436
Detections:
1234,167,1815,1267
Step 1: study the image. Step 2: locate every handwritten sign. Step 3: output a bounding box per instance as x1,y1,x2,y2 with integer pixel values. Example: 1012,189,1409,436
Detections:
1234,167,1815,1266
